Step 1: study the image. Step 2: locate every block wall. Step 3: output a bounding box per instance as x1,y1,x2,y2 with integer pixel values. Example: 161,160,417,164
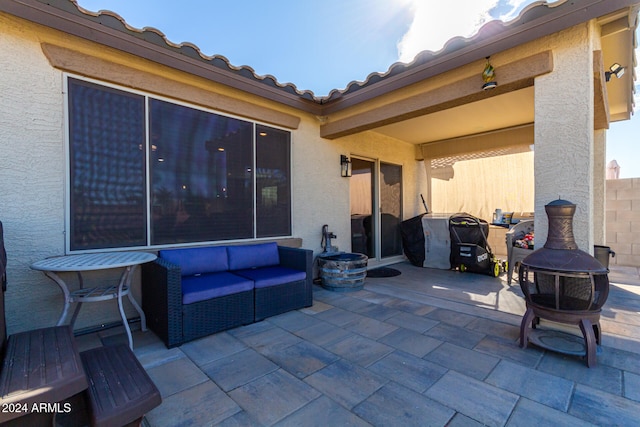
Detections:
606,178,640,267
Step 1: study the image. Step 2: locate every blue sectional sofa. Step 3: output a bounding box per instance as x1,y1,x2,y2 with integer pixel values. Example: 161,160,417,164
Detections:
142,242,312,348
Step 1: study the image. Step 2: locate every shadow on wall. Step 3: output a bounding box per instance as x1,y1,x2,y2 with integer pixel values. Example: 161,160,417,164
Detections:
430,151,534,222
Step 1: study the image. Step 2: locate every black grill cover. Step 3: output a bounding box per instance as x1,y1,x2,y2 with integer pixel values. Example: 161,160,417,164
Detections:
400,214,425,267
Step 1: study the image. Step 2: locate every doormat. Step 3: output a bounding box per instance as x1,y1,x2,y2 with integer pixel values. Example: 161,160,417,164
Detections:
366,267,401,278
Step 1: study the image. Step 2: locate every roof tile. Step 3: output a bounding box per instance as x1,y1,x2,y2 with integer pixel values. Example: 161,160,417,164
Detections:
34,0,633,107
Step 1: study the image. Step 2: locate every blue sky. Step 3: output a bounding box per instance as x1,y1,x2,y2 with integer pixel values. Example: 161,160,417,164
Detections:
76,0,639,178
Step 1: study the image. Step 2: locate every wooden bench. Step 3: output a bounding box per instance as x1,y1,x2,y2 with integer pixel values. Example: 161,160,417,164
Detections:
0,325,88,426
0,220,161,426
0,220,88,426
81,344,161,427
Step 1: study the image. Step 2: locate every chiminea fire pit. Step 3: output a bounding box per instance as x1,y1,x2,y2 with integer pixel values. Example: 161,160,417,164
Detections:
519,199,609,367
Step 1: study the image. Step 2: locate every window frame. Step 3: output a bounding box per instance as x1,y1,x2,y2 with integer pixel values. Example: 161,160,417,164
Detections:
63,74,293,253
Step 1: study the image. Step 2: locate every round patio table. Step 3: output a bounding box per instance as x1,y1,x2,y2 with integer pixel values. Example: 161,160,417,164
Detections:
31,251,156,349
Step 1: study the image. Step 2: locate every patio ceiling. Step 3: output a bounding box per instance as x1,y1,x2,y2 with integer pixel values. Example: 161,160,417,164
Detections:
600,10,638,122
353,88,534,146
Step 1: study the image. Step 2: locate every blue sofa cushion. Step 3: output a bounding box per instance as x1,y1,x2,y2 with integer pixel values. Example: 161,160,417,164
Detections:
235,266,306,289
227,242,280,271
160,246,228,276
181,272,253,305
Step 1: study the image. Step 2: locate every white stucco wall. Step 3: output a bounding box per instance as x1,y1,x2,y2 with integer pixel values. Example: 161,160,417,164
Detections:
0,14,428,333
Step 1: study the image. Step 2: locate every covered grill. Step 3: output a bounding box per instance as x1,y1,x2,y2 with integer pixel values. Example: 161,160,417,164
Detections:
519,199,609,367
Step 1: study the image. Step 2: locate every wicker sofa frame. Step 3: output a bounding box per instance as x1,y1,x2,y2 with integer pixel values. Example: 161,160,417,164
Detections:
142,245,312,348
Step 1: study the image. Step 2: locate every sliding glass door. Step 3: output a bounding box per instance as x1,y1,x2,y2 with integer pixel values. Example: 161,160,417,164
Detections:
350,158,403,262
380,162,403,258
350,158,375,258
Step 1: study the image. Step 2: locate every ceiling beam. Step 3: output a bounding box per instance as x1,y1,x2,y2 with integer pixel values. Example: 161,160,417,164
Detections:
320,51,553,140
601,17,632,37
420,124,534,160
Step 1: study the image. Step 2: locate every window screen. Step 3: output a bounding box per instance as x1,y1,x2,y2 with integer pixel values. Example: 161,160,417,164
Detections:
67,78,292,250
149,99,254,244
68,78,147,250
256,125,291,237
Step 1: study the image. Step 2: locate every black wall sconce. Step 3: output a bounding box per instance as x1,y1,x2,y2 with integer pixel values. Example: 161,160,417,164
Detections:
482,56,497,90
340,155,352,177
605,63,625,82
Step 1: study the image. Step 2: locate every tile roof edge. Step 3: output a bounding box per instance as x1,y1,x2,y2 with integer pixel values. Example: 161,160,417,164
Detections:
64,0,318,101
43,0,571,104
6,0,637,108
321,0,570,102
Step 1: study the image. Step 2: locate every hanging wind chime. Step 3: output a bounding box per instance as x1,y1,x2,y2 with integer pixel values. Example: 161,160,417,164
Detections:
482,56,497,90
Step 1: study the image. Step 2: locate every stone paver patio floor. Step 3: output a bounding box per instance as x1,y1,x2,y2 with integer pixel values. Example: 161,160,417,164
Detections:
70,262,640,426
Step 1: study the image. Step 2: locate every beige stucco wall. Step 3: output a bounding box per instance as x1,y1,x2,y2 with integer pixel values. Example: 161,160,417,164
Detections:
0,14,71,332
289,118,427,257
534,22,597,252
0,14,427,333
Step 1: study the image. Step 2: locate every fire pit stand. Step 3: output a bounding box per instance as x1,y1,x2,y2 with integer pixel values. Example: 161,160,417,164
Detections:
518,200,609,367
519,269,606,366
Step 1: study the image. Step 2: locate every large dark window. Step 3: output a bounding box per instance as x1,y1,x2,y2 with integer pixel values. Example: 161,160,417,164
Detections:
256,125,291,237
149,99,254,244
68,79,147,250
67,78,292,251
